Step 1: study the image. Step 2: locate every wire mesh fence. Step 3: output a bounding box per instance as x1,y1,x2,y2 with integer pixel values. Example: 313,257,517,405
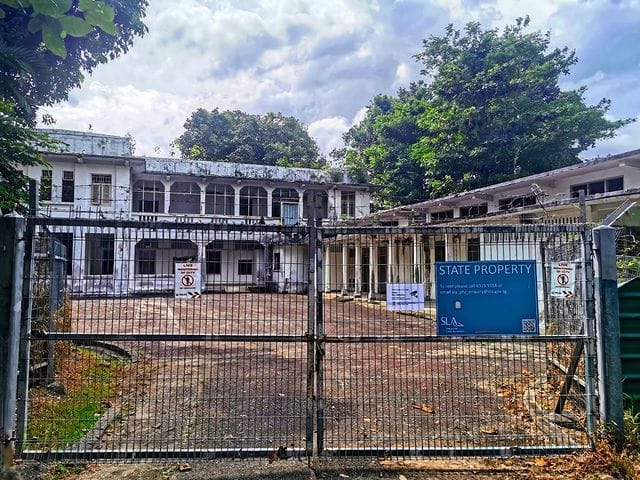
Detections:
17,219,596,462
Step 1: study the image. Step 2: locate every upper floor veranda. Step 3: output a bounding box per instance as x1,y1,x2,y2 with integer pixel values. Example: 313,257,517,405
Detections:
27,129,371,224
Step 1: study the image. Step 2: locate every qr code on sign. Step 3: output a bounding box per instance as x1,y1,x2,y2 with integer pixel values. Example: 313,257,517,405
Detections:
522,319,536,333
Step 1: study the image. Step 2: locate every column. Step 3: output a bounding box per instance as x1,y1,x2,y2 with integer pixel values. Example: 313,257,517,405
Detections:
387,235,394,285
162,180,172,213
341,240,349,296
413,234,422,284
369,240,377,301
324,244,331,293
297,189,304,223
354,242,362,297
233,185,241,217
266,187,274,218
199,182,206,215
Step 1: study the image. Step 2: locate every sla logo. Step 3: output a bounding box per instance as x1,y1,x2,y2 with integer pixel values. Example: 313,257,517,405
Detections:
440,316,464,327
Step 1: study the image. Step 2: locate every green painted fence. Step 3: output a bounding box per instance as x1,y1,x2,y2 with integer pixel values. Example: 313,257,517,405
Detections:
619,277,640,403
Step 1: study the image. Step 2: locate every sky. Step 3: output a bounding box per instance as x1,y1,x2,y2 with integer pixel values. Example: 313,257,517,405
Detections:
40,0,640,161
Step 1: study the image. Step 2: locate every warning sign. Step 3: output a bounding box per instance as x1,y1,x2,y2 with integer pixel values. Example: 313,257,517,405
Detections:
550,262,576,299
175,262,201,299
386,283,424,311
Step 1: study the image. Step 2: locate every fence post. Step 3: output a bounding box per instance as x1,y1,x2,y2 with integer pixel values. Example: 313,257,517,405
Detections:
0,215,26,466
592,225,624,441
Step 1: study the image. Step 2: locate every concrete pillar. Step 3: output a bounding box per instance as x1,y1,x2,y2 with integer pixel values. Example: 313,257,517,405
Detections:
266,187,274,218
593,225,623,441
233,185,241,217
0,216,25,466
413,234,422,283
387,236,394,285
354,242,362,297
324,245,331,293
297,189,304,223
369,240,378,301
198,182,206,215
341,240,349,296
162,180,172,214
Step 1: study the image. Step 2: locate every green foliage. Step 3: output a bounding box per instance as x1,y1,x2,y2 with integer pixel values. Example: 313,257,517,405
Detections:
0,0,147,123
0,100,55,214
340,17,633,208
176,108,325,169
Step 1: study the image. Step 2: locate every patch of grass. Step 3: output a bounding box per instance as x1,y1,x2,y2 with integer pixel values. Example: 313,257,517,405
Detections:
27,347,127,449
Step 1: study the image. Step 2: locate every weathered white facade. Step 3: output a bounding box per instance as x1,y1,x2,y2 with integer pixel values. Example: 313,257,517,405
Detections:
25,129,371,296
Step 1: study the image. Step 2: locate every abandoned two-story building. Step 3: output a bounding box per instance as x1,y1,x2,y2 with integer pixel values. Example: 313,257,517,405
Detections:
25,129,371,296
322,149,640,302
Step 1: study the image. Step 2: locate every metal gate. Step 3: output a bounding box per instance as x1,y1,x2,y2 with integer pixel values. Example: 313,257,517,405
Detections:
15,218,596,461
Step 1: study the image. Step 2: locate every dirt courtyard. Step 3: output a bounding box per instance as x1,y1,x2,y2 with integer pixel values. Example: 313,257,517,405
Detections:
28,293,588,459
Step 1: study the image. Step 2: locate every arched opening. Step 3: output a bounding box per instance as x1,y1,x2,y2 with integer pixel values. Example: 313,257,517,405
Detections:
205,184,234,215
303,190,328,219
169,182,200,214
272,188,300,224
239,186,267,217
132,180,165,213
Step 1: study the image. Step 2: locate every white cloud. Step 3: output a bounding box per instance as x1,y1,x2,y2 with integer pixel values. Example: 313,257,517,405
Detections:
39,0,640,160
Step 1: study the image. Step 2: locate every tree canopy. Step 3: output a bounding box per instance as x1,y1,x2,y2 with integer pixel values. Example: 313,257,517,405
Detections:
0,0,147,213
0,0,148,123
340,17,633,209
176,108,325,169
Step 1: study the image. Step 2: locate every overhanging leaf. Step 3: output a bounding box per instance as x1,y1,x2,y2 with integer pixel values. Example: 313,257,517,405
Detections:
42,20,67,58
31,0,72,17
59,15,93,37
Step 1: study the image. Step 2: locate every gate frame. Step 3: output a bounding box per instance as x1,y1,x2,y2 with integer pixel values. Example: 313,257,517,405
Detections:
5,219,623,462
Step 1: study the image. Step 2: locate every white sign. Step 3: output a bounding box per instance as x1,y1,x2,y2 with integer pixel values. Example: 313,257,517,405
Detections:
386,283,425,311
550,262,576,299
174,262,202,299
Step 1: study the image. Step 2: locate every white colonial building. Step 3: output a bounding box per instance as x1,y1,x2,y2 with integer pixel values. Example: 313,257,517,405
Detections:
24,129,371,296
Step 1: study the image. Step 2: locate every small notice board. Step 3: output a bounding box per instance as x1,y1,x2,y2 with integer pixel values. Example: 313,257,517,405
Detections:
550,261,576,299
386,283,425,311
436,260,538,336
174,262,202,299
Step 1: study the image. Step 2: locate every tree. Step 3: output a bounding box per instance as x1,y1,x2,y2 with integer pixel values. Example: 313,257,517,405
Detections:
0,0,147,213
0,0,148,123
341,17,633,208
176,108,325,169
0,101,53,213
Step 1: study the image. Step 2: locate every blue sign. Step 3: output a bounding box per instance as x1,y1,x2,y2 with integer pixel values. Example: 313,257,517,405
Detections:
436,260,538,336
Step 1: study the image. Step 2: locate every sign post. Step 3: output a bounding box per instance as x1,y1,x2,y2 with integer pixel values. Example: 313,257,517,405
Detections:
436,260,538,336
174,262,202,299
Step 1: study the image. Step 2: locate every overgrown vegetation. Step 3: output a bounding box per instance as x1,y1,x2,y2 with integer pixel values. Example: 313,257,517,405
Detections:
27,347,127,450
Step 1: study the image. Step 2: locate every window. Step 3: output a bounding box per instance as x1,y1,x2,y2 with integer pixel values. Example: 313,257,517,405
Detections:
205,184,234,215
459,204,488,218
137,249,156,275
467,237,481,261
238,259,253,276
206,247,221,275
61,171,74,203
40,170,52,201
272,252,281,272
281,203,299,225
498,195,537,211
431,210,453,221
86,234,114,275
91,174,112,205
570,176,624,198
341,191,356,218
435,240,446,262
133,180,164,213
